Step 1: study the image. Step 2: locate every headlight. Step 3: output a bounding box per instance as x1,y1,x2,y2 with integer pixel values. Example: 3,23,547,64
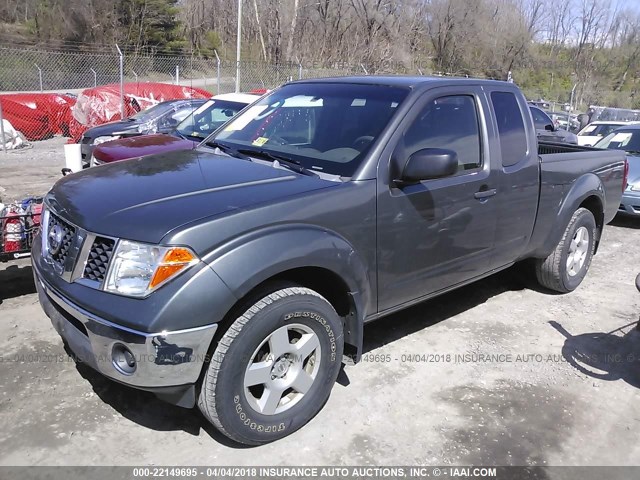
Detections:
104,240,198,297
40,207,50,256
137,121,158,134
93,135,120,145
629,184,639,192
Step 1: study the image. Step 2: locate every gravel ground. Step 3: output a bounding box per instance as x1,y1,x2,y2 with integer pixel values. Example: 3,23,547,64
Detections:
0,141,639,467
0,137,67,202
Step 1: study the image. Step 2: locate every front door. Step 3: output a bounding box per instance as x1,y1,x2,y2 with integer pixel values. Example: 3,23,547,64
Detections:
377,88,498,312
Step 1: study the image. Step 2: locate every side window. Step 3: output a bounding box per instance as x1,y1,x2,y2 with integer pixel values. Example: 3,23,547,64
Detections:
491,92,528,167
171,106,194,123
531,107,551,129
209,107,240,128
404,95,482,172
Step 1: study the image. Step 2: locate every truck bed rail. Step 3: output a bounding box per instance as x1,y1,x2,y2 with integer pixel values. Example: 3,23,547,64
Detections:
538,141,601,155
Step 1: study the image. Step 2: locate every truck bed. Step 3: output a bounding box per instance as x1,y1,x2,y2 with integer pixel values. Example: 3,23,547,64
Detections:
538,142,626,196
526,141,627,258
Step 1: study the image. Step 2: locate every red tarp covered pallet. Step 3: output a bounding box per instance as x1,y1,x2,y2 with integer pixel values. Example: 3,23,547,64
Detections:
70,82,212,141
0,93,75,141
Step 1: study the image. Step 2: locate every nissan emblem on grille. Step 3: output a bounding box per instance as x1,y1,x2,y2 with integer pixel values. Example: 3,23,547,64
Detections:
46,213,76,269
47,223,64,256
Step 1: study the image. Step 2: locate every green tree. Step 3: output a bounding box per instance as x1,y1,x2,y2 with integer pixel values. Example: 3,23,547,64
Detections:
118,0,185,52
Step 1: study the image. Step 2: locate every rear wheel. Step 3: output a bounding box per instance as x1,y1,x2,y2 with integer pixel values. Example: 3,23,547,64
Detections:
535,208,596,293
198,286,343,445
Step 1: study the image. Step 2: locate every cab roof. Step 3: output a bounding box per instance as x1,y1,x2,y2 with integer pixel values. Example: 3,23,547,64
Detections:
290,75,514,89
212,92,261,103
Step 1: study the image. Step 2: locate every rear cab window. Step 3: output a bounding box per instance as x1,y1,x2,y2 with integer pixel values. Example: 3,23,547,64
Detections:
491,91,528,167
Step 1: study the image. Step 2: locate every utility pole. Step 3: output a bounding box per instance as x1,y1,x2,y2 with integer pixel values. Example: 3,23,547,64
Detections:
569,83,578,131
116,44,125,119
235,0,242,93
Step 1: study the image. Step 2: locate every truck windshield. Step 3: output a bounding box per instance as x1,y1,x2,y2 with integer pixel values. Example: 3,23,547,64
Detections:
176,99,248,140
206,83,409,177
129,102,174,121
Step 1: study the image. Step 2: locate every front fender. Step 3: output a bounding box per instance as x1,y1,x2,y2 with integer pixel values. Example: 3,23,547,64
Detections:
202,224,373,358
533,173,604,258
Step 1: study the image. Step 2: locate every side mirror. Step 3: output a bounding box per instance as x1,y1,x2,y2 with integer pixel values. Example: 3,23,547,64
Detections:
397,148,458,184
544,124,555,132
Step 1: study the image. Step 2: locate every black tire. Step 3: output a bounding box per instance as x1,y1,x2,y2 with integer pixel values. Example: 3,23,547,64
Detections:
535,207,596,293
198,286,344,445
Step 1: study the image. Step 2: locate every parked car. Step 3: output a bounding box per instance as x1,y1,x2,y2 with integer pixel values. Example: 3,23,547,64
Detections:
636,271,640,334
79,98,208,165
577,121,632,146
90,93,258,166
33,76,627,445
594,125,640,216
542,109,580,133
530,106,578,144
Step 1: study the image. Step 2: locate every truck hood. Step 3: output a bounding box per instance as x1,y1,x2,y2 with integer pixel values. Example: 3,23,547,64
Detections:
46,149,338,243
83,119,141,139
93,134,196,163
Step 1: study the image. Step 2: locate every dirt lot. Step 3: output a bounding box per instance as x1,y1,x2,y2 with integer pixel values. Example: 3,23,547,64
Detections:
1,139,639,466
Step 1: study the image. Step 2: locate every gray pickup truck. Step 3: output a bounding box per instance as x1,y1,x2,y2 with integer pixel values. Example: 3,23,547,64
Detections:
33,77,628,445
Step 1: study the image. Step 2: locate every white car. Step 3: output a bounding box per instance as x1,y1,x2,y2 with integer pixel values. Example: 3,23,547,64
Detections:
577,121,632,146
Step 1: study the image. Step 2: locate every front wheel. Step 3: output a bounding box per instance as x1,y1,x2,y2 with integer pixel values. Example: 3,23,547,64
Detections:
535,207,597,293
198,286,344,445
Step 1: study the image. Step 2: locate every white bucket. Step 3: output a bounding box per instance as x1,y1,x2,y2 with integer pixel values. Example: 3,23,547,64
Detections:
63,143,83,173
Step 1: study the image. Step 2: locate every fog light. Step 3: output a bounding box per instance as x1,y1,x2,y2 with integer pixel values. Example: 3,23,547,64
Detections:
112,343,136,375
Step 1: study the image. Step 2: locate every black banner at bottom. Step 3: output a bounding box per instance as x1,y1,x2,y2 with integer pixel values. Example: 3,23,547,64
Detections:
0,466,636,480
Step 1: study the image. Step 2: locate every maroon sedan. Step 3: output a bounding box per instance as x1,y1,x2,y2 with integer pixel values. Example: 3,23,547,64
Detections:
91,93,258,166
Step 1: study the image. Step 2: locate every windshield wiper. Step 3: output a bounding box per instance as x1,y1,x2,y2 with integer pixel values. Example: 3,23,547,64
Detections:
205,140,251,160
237,148,318,177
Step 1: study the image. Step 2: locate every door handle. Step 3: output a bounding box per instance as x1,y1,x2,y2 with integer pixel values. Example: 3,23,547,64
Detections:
474,188,497,200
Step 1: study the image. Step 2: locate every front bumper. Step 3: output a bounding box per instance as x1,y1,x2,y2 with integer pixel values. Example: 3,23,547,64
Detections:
34,267,217,406
619,191,640,216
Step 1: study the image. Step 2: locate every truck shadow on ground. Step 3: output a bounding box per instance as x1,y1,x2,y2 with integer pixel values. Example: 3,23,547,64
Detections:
361,262,543,354
70,355,249,448
0,262,36,304
609,215,640,230
550,320,640,389
68,262,545,446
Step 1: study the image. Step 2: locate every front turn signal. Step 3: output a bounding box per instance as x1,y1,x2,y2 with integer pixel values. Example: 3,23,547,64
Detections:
149,247,198,290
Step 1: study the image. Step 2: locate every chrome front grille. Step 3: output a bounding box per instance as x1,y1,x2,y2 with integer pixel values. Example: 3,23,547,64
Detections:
47,213,76,268
42,206,118,289
83,237,115,283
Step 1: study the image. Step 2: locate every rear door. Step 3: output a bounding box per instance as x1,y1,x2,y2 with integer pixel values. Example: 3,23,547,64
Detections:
376,86,499,311
485,88,540,268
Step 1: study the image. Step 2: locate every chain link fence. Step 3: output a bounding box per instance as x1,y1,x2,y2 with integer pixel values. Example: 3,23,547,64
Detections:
0,45,436,150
